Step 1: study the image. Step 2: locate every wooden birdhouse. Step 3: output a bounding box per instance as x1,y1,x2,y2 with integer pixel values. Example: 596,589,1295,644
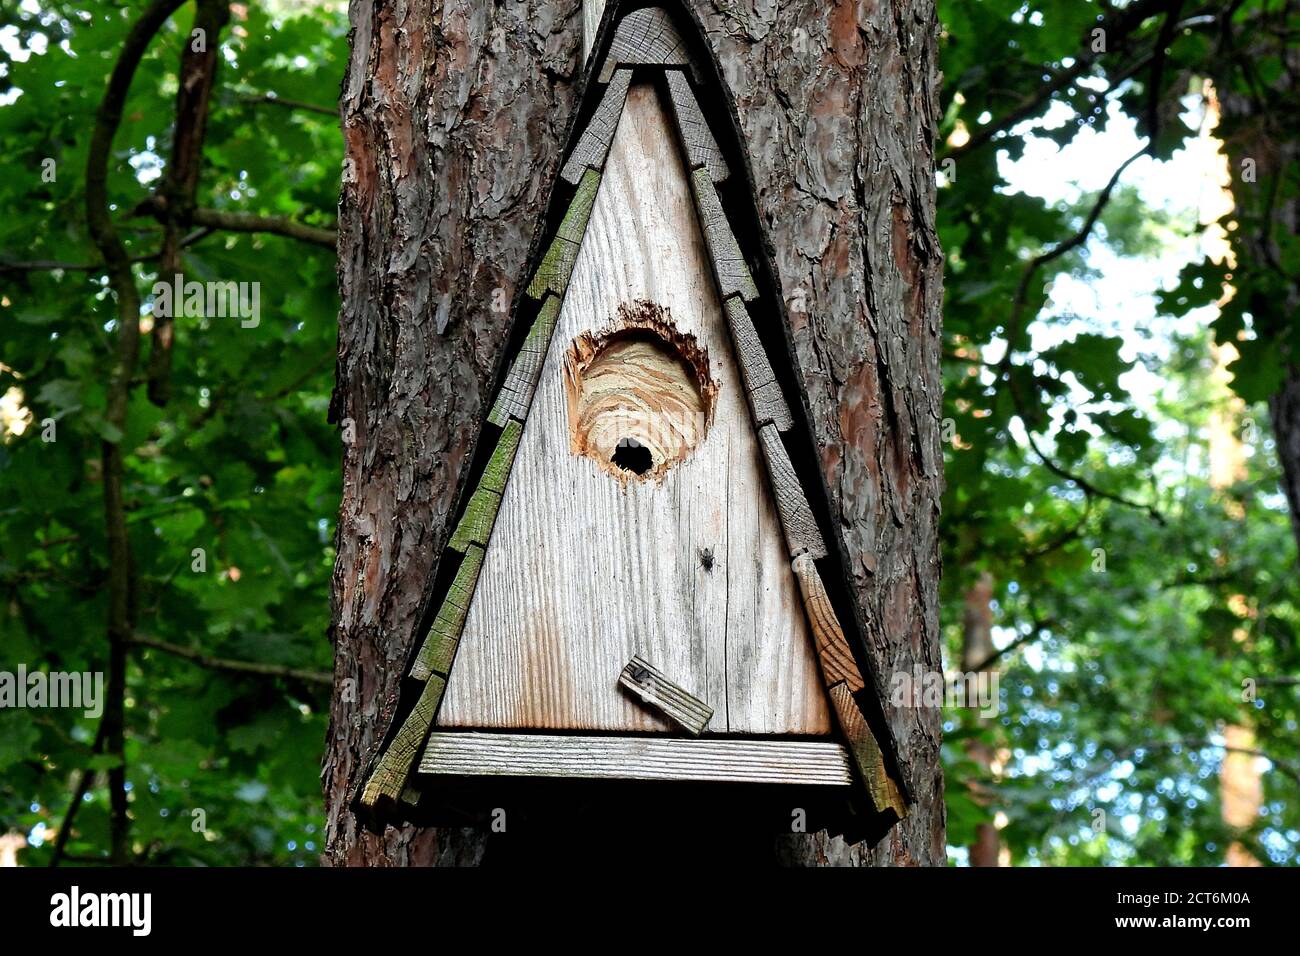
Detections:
358,0,909,843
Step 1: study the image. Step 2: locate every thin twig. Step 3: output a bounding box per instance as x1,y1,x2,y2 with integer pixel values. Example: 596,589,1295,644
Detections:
129,635,332,687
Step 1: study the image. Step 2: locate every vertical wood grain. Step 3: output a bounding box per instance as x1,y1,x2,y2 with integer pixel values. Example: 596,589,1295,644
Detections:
437,82,830,735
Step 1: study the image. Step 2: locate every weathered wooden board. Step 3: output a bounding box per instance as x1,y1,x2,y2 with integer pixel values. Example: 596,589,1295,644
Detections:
829,683,908,818
758,424,828,560
526,169,602,301
437,83,831,735
361,675,447,807
411,544,485,682
489,296,562,427
597,6,702,83
447,421,523,552
665,69,728,183
419,733,853,786
562,69,632,185
793,553,863,692
690,168,758,302
723,296,792,431
618,654,714,735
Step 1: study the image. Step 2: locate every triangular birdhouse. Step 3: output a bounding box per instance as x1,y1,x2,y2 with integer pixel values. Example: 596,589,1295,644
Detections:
358,1,908,843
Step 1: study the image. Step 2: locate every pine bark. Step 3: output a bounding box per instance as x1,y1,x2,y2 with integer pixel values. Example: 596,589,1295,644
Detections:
325,0,945,867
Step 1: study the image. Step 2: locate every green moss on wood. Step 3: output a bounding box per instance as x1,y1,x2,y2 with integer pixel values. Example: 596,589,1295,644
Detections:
411,544,485,682
360,674,447,809
526,169,601,300
489,297,562,426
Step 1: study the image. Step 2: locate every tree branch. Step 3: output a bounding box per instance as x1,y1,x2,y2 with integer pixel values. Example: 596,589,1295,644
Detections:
84,0,188,868
129,635,332,687
941,0,1195,161
239,91,336,116
133,198,337,248
147,0,231,407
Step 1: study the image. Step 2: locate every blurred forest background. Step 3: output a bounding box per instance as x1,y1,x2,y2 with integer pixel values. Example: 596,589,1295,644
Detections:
1,0,1296,866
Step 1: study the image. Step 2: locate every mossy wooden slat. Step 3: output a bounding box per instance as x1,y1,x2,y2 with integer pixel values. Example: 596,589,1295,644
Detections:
723,296,792,430
690,168,759,302
446,488,501,553
561,69,632,185
420,733,854,786
617,654,714,735
411,544,485,682
447,421,522,551
526,169,602,300
665,69,728,183
360,674,447,809
829,683,907,819
489,298,561,426
480,419,522,493
757,423,827,559
792,553,864,692
597,6,702,83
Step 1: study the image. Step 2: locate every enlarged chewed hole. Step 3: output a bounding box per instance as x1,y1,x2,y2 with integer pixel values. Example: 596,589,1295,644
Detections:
611,437,653,475
564,300,718,483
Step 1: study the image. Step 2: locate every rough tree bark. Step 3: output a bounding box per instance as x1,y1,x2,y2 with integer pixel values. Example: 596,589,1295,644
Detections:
325,0,945,867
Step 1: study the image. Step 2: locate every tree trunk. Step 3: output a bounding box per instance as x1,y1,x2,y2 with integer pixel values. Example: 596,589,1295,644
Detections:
325,0,945,867
961,574,1001,867
1213,33,1300,559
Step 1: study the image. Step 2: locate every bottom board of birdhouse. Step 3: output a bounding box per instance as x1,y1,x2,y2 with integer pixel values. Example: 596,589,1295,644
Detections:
418,732,854,786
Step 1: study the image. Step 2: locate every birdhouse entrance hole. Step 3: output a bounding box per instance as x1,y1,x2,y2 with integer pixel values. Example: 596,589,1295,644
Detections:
564,300,718,482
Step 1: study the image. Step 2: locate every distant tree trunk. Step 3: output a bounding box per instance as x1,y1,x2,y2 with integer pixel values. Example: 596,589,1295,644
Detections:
961,574,1001,867
325,0,945,867
1214,32,1300,559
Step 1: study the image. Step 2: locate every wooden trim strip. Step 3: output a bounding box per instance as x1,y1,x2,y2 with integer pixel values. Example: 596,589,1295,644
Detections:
689,167,758,302
792,554,864,692
828,684,908,819
419,733,854,786
526,168,602,300
597,6,702,83
723,296,793,431
664,69,728,183
757,423,827,559
561,68,632,185
411,544,486,682
618,654,714,736
489,296,562,427
361,675,448,808
447,421,523,552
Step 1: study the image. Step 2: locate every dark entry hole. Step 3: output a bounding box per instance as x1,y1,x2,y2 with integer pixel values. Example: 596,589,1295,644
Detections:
611,438,653,476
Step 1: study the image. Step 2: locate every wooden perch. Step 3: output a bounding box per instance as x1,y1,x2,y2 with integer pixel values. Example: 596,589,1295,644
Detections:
447,421,523,552
758,424,827,559
562,69,632,185
598,6,703,83
489,295,562,426
361,674,447,808
618,654,713,735
690,168,758,302
411,544,486,682
527,169,602,300
723,296,792,430
665,69,728,183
